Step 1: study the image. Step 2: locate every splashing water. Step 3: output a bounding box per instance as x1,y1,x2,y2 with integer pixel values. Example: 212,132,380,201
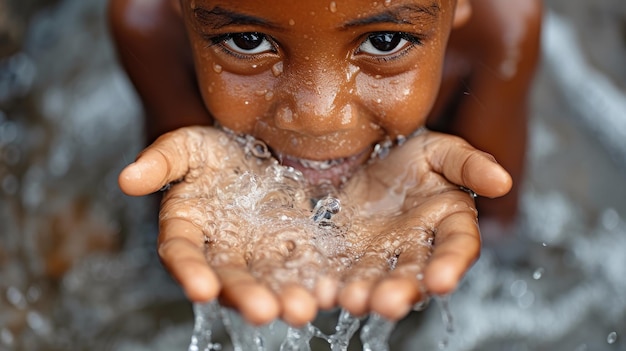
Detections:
188,301,399,351
177,135,415,349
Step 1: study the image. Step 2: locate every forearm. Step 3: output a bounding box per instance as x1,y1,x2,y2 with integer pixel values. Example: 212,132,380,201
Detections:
108,0,211,143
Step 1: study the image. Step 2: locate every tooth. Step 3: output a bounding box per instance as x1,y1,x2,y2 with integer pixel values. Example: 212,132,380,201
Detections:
298,158,342,170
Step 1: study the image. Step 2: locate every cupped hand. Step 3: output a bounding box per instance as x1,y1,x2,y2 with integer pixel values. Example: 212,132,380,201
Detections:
120,126,337,326
118,126,511,325
334,130,511,320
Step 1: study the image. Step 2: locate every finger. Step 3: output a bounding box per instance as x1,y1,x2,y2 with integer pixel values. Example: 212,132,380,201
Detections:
423,211,481,295
202,232,282,326
338,251,391,316
370,237,432,321
278,284,318,327
119,127,219,196
157,218,220,302
428,133,513,198
215,266,281,326
247,234,322,326
315,275,339,310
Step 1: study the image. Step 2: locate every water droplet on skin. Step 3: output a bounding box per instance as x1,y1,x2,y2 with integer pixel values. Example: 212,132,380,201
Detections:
251,64,258,69
272,62,284,77
213,64,223,73
607,331,618,344
383,0,391,7
376,98,382,104
532,267,545,280
396,135,407,145
329,1,337,12
370,138,393,159
304,56,310,61
289,19,295,26
374,74,382,79
244,101,250,105
264,91,274,101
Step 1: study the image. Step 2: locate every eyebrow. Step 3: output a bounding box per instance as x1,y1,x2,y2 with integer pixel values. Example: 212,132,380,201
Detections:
193,6,279,30
342,3,441,28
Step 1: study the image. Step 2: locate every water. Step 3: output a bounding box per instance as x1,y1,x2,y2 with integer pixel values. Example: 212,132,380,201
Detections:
188,302,399,351
1,0,626,350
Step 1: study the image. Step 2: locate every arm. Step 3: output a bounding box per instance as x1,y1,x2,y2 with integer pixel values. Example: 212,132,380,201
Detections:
430,0,543,226
107,0,211,142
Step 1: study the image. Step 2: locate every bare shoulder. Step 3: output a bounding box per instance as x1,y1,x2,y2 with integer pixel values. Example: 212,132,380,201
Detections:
449,0,543,67
107,0,177,38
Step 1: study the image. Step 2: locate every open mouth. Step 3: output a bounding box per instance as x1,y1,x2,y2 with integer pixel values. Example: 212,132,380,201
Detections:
277,149,370,187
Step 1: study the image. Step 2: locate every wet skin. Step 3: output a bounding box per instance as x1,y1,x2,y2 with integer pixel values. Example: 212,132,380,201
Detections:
111,0,540,324
109,0,541,222
119,126,511,324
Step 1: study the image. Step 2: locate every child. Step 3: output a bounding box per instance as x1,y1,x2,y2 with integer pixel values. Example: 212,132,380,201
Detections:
110,0,541,326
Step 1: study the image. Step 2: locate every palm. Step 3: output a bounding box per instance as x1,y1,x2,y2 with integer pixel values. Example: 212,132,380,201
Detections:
119,126,511,324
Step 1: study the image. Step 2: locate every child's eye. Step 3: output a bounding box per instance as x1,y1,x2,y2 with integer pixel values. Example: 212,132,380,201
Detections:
358,32,420,56
218,32,276,55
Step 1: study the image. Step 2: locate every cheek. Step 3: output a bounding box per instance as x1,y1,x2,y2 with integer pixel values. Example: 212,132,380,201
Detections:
358,69,440,136
196,70,276,133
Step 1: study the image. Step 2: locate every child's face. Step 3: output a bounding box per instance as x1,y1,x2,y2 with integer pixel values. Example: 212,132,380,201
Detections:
179,0,465,185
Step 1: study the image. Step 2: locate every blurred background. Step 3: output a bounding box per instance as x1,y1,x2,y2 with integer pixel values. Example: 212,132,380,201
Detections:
0,0,625,350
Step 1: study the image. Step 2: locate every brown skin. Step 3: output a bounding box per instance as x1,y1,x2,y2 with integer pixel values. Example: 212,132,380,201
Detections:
119,126,511,325
110,0,539,324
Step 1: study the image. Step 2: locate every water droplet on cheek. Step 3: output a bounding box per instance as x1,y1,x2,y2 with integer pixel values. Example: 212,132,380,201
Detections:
213,63,223,73
329,1,337,12
289,19,295,26
272,62,284,77
265,91,274,101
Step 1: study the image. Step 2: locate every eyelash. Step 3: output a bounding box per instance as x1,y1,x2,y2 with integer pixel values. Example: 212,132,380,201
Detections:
206,33,277,60
203,32,423,63
358,33,423,62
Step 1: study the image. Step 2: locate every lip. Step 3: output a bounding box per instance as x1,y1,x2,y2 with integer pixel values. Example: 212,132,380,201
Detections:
277,148,371,187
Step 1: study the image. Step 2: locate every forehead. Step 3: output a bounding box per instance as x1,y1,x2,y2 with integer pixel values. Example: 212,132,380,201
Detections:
187,0,451,29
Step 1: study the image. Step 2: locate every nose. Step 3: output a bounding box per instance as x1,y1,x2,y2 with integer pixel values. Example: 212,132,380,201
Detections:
273,62,359,137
